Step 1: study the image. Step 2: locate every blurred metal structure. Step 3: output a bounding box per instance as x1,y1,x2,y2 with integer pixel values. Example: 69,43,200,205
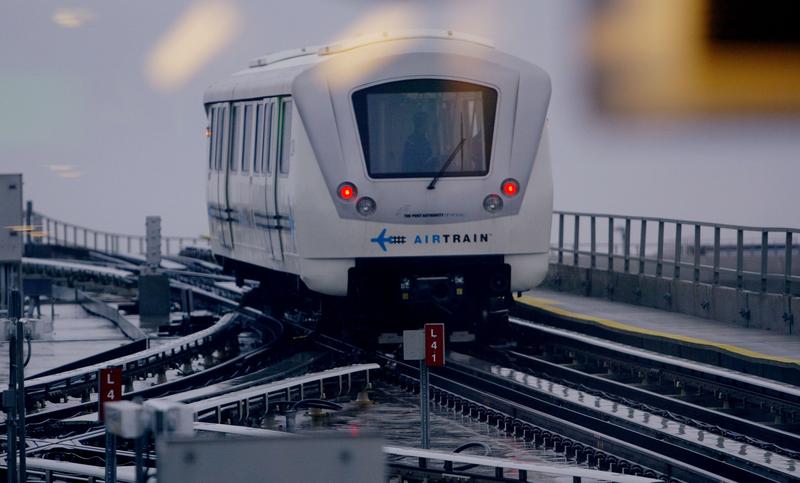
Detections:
0,174,24,315
590,0,800,114
145,216,162,269
157,435,384,483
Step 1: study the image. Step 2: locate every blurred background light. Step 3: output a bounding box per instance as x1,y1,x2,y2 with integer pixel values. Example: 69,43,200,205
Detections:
318,4,414,89
52,8,96,28
145,1,240,91
48,164,82,179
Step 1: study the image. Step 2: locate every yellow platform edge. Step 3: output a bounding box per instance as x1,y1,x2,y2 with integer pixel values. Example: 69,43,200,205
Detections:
515,295,800,366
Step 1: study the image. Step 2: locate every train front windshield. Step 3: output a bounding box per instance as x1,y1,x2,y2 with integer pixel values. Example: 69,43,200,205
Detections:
353,79,497,179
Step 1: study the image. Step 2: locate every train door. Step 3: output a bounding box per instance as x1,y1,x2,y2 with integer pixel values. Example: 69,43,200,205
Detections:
206,106,219,246
227,102,253,253
218,104,233,249
252,100,274,261
264,99,282,261
275,97,294,256
208,104,232,249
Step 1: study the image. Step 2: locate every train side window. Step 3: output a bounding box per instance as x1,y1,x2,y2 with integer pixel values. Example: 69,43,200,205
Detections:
230,105,242,172
253,103,264,174
208,107,217,171
279,99,292,175
262,103,273,174
242,104,253,173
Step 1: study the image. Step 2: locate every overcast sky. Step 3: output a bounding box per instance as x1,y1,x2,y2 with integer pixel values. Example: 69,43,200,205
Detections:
2,0,799,237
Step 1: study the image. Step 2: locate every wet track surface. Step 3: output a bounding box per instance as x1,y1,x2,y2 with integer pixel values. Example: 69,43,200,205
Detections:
290,383,586,482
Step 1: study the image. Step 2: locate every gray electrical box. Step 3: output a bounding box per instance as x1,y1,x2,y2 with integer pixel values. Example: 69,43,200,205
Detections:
0,174,23,262
157,435,384,483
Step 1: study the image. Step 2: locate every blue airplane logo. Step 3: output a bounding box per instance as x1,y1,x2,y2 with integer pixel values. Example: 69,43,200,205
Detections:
370,228,406,252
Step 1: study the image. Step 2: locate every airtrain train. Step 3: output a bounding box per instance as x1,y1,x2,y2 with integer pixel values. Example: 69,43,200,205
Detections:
204,30,553,330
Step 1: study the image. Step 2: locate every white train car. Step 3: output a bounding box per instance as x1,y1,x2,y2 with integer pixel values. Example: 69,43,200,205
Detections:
204,30,552,327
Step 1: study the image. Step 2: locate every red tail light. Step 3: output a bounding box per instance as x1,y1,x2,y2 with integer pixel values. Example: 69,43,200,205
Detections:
338,182,357,201
501,179,519,197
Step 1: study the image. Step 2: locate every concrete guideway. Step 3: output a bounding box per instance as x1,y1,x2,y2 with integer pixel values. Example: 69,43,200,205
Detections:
517,289,800,365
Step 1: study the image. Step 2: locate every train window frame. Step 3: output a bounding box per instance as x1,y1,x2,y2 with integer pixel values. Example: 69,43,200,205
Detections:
216,105,229,172
229,104,244,173
278,98,292,175
208,107,217,171
253,103,264,174
242,103,254,174
261,101,274,174
352,78,498,180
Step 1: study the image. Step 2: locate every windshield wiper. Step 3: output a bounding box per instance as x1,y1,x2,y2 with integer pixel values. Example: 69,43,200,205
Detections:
427,136,466,190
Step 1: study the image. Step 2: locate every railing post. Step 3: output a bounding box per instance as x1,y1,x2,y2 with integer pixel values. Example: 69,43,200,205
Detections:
557,213,564,264
639,220,647,274
713,227,721,286
127,236,132,254
94,231,98,250
607,217,614,271
737,229,744,289
72,225,77,246
656,221,664,277
83,228,88,248
105,233,109,252
693,224,701,283
166,238,172,256
139,237,144,255
573,215,580,266
590,216,597,269
623,218,631,273
761,231,769,293
674,223,682,279
786,232,793,295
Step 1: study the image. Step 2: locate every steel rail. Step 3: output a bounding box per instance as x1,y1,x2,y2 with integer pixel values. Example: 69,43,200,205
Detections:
23,313,241,401
428,360,774,482
502,347,800,458
17,319,287,434
508,316,800,415
386,358,725,482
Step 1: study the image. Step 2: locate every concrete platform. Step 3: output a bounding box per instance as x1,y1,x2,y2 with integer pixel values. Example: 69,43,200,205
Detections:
515,288,800,384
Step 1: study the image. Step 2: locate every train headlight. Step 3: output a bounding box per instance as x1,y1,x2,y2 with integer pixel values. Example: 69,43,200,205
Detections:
356,197,376,216
501,179,519,197
337,182,357,201
483,194,503,213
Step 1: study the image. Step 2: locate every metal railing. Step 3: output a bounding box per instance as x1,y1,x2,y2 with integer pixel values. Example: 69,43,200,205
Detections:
25,210,208,256
552,211,799,296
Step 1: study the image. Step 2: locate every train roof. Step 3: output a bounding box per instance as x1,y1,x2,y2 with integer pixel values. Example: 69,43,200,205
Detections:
203,30,497,104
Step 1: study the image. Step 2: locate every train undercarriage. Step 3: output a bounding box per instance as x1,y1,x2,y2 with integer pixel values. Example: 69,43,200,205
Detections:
224,255,512,343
